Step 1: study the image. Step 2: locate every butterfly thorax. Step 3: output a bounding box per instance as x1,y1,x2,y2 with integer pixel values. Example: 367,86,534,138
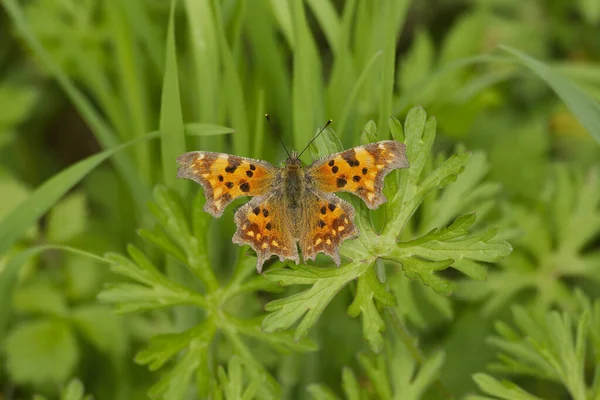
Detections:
282,155,306,210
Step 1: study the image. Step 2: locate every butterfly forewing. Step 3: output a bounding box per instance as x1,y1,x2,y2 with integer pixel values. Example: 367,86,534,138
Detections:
177,152,277,217
307,140,409,209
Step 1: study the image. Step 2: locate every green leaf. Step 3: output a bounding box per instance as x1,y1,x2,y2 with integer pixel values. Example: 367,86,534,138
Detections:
397,28,434,96
290,0,324,149
341,367,361,400
0,84,37,129
479,306,591,400
217,356,266,400
308,126,344,160
184,123,236,136
211,0,250,155
46,191,88,243
0,173,35,238
160,0,186,195
455,166,600,314
141,321,216,400
398,258,453,295
70,304,127,357
13,278,68,317
229,316,318,354
262,262,370,341
61,379,92,400
377,0,411,138
500,45,600,144
0,245,108,349
5,319,79,385
347,265,391,352
98,248,206,313
306,384,341,400
470,373,544,400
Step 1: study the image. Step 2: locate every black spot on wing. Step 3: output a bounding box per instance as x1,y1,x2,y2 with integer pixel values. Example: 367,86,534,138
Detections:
342,149,360,167
225,157,242,173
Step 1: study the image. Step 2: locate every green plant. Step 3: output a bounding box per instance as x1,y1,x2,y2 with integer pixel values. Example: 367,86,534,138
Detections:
97,107,510,399
469,293,600,400
456,165,600,314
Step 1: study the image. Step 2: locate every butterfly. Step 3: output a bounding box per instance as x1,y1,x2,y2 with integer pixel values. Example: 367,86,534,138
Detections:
176,127,409,273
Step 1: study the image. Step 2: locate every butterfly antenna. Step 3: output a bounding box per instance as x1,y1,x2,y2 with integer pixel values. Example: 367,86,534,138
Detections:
297,119,333,159
265,114,292,160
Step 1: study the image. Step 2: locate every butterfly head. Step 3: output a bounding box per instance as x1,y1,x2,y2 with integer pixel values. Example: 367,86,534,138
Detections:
285,150,302,168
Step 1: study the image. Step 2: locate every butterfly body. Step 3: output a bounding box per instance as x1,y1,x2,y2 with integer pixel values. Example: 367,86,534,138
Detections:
177,140,409,272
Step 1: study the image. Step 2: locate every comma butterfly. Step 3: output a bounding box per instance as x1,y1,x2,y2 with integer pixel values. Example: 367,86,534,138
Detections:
176,124,409,272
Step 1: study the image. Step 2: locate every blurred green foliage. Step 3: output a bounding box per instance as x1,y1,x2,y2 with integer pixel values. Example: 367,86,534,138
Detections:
0,0,599,399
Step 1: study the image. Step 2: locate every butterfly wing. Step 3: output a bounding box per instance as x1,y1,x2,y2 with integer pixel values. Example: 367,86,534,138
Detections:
232,195,299,272
177,152,277,217
299,192,358,266
306,140,409,209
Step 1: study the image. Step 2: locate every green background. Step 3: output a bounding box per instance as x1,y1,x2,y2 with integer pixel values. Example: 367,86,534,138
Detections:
0,0,599,399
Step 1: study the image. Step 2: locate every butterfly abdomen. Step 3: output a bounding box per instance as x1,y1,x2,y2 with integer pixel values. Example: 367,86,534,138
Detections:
283,165,305,210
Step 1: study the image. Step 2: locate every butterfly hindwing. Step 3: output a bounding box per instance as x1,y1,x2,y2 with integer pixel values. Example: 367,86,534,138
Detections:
177,152,277,217
299,192,358,266
307,140,409,209
232,195,299,272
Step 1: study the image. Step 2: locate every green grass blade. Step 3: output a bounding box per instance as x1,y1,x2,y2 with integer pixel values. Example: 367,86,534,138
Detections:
337,51,382,137
268,0,294,48
211,0,250,155
246,0,292,137
2,0,150,206
253,89,266,157
291,0,324,150
500,45,600,144
185,124,236,136
0,132,159,259
121,0,165,75
184,0,220,123
106,0,151,180
325,0,357,138
305,0,340,51
377,0,411,138
160,0,186,195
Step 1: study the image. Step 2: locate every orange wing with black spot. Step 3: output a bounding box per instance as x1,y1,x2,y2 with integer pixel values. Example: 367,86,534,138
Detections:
232,195,298,272
307,140,409,209
299,192,358,265
176,152,277,217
